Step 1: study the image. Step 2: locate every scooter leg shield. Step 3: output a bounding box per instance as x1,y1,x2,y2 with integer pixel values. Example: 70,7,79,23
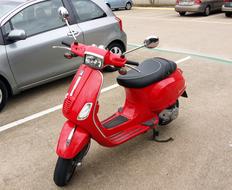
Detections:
56,121,90,159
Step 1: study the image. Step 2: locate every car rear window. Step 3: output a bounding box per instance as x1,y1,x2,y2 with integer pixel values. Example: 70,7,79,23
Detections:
0,1,21,18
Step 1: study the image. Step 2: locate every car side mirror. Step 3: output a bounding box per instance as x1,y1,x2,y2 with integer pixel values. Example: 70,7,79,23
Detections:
144,36,159,49
58,7,69,21
58,7,77,41
7,29,27,41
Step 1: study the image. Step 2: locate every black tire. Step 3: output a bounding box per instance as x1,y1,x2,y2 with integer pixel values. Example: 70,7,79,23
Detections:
225,12,232,17
204,6,210,16
104,42,125,72
53,143,90,187
125,2,132,10
0,80,8,112
179,12,186,16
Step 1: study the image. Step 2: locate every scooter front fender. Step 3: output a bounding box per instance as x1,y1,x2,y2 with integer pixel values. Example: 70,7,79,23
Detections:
56,121,90,159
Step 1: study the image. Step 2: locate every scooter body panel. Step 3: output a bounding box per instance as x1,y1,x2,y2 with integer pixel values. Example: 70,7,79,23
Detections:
56,120,90,159
62,65,102,124
99,69,186,145
60,65,116,147
123,69,186,113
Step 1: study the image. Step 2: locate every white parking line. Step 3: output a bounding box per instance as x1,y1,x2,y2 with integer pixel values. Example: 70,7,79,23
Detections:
176,56,191,64
0,56,191,133
0,105,62,133
101,84,119,93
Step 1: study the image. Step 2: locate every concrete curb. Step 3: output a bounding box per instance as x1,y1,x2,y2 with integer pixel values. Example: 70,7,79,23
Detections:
134,4,175,7
133,6,174,10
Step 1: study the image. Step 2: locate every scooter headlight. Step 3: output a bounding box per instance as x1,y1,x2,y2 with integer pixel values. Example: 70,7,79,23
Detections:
77,103,93,120
84,52,104,69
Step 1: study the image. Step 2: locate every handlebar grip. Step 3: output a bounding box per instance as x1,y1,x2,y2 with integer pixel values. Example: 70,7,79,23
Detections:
62,41,72,47
126,60,139,66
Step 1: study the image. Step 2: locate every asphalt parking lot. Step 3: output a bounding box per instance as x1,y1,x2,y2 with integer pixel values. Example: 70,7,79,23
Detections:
0,7,232,190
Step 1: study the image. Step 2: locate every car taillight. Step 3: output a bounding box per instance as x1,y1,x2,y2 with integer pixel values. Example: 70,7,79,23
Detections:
195,0,202,4
116,17,123,31
224,0,232,2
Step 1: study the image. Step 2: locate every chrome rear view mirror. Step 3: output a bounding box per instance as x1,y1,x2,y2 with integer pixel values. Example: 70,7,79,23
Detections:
58,7,77,40
144,36,159,49
58,7,69,20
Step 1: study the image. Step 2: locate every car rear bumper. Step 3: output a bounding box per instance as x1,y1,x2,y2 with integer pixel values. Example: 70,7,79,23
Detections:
175,5,204,13
222,5,232,12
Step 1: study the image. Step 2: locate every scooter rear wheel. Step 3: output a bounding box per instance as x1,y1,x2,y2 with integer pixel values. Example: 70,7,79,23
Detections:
53,143,90,187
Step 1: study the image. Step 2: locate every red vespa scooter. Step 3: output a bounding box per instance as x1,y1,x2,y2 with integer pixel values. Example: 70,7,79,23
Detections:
53,7,187,187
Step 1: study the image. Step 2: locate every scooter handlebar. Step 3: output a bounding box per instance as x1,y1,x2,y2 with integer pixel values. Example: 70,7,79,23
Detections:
67,42,127,67
126,60,139,66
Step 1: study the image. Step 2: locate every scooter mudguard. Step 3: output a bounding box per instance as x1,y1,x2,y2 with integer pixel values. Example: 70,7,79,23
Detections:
56,121,90,159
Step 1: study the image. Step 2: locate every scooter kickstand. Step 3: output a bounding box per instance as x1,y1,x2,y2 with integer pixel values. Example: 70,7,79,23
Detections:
152,128,174,143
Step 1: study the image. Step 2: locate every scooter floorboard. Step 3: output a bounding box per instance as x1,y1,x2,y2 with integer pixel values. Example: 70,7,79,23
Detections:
103,115,129,129
108,125,150,145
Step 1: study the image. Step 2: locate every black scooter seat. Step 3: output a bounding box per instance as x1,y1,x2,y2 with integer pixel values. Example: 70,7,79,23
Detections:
117,57,177,88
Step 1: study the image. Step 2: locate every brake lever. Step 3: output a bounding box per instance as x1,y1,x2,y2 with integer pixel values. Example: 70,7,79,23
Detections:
125,64,141,73
52,46,71,51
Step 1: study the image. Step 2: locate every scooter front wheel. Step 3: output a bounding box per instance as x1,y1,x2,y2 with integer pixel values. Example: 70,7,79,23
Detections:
53,143,90,187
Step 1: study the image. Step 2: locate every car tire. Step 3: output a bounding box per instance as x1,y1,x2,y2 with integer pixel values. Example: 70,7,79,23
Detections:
104,42,125,72
125,2,132,10
225,12,231,17
204,6,210,16
179,12,186,16
0,80,8,112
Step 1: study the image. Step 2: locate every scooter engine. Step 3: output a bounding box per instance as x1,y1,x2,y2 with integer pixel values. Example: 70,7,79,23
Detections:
159,101,179,126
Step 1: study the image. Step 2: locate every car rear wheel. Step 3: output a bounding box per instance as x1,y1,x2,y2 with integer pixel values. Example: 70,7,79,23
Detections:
225,12,232,17
204,6,210,16
179,12,186,16
0,80,8,112
104,42,125,72
125,2,132,10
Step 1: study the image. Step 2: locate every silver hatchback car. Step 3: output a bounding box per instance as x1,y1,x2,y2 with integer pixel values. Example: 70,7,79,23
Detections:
0,0,127,111
175,0,224,16
222,0,232,17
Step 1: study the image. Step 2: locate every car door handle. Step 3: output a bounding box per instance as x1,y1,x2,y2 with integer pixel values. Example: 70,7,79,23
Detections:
67,31,79,37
